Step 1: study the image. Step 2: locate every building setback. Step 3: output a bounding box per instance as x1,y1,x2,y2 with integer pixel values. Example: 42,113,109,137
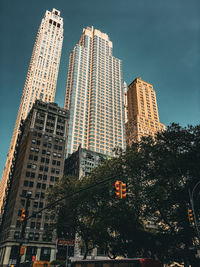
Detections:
0,8,63,213
125,77,165,146
0,101,69,266
64,26,126,157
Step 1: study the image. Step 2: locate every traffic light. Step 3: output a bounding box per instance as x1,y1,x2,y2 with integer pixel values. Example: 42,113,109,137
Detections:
187,208,194,222
121,182,126,199
114,181,127,199
19,245,25,255
115,181,121,198
20,209,26,223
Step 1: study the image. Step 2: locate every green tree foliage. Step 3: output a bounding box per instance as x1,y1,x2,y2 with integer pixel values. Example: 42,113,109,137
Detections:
47,124,200,266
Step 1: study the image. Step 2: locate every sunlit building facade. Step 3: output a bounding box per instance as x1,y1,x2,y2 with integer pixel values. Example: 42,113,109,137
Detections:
64,26,125,156
125,77,165,146
0,8,63,213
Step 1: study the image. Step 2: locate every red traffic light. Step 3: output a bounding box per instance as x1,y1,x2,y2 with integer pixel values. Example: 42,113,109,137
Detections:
115,181,121,198
187,208,194,222
114,181,126,199
20,209,26,223
121,182,126,199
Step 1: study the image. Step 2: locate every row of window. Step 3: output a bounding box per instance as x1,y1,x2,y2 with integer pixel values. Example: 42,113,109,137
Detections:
14,231,52,242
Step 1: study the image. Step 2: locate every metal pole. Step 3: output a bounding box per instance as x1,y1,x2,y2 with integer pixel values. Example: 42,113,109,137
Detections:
16,193,31,267
66,245,69,267
189,186,200,246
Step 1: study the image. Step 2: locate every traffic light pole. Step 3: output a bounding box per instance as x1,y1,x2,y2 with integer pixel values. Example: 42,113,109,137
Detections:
16,193,31,267
189,187,200,247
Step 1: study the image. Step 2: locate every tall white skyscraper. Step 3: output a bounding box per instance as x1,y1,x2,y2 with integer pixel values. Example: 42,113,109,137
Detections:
64,26,125,156
0,8,63,211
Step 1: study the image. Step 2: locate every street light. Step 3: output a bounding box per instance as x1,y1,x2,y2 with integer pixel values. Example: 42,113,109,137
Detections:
189,181,200,245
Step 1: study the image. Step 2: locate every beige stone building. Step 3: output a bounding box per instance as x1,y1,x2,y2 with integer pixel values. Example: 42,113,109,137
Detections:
0,9,63,214
0,101,69,266
125,77,165,146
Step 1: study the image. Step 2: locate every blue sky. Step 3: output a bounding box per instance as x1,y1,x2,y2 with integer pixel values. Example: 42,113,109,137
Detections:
0,0,200,177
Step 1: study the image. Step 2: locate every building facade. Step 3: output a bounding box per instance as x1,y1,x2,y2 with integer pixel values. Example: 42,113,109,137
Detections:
64,146,108,179
0,101,69,266
64,146,109,259
0,8,63,213
125,77,165,146
64,26,126,157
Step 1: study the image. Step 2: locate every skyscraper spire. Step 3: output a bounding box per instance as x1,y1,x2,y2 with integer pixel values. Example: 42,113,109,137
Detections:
0,8,63,212
64,27,125,157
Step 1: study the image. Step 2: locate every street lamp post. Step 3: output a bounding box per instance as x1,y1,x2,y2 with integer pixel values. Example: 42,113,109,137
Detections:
189,181,200,246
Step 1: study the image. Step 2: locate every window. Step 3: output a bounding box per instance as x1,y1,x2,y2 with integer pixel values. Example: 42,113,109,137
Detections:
16,220,21,228
30,222,35,229
22,190,27,197
14,231,20,239
31,172,35,178
42,184,46,190
27,164,31,169
36,222,41,230
44,166,48,172
35,192,40,199
29,232,34,241
32,164,37,170
33,202,38,208
40,247,51,261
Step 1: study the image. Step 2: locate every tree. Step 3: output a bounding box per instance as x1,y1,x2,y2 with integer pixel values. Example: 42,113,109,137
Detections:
47,123,200,266
125,123,200,266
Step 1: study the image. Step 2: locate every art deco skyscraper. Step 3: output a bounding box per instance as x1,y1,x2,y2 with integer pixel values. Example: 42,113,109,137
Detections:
0,8,63,212
125,77,165,146
64,26,125,156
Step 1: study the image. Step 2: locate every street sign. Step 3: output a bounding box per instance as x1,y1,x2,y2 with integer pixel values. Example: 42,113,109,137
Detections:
57,239,75,246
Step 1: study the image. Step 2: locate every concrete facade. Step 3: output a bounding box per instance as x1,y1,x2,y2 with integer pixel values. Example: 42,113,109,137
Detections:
0,101,69,266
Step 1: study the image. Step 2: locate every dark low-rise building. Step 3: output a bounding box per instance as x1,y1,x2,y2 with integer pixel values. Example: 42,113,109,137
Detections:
64,146,109,179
